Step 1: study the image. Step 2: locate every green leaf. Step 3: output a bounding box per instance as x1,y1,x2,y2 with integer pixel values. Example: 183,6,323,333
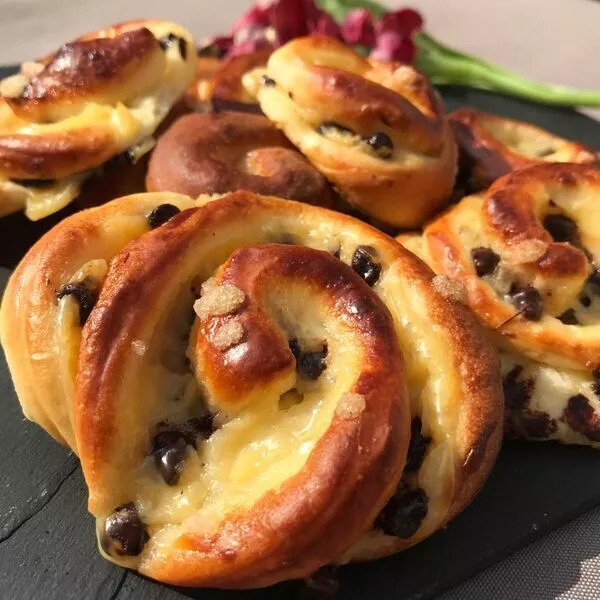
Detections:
317,0,387,21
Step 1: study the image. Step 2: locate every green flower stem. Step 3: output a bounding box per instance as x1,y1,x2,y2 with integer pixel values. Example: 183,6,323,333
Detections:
415,32,600,107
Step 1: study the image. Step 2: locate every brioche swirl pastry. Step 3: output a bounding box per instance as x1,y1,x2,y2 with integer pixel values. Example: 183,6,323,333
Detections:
451,108,599,191
400,163,600,447
146,111,333,206
242,35,457,228
188,50,270,112
0,191,502,586
0,20,195,220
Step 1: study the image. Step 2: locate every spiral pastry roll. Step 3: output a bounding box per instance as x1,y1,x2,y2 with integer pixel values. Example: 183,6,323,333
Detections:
188,50,270,112
242,35,457,228
400,163,600,447
0,20,196,220
451,108,599,191
1,191,502,586
146,111,333,206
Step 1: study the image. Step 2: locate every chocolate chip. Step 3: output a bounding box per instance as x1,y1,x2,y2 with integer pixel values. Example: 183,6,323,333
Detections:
543,213,579,244
197,44,226,58
375,485,428,538
317,122,355,136
592,367,600,398
289,338,301,361
471,247,500,277
509,284,543,321
261,74,276,87
56,282,96,325
100,503,149,557
405,417,431,472
558,308,579,325
507,409,558,440
536,148,556,158
587,268,600,292
151,416,214,485
147,204,181,229
562,394,600,442
580,295,591,308
365,132,394,159
158,34,187,59
502,365,534,410
304,566,339,596
289,339,328,380
352,246,381,286
332,248,341,259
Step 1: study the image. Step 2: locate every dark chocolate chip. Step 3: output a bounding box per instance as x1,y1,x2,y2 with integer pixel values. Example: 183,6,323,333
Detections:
536,148,556,158
543,213,579,244
159,34,187,59
375,484,429,538
289,339,328,380
352,246,382,286
592,367,600,399
100,503,149,557
580,295,592,308
502,365,534,410
558,308,579,325
261,74,276,87
317,122,355,136
507,409,558,440
562,394,600,442
56,282,96,325
471,247,500,277
587,268,600,292
147,203,181,229
509,284,543,321
289,338,301,361
304,566,339,596
405,417,431,472
151,416,215,485
197,44,226,58
365,132,394,159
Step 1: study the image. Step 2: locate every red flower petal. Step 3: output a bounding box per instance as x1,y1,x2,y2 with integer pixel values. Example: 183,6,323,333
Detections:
370,31,416,63
312,13,343,39
376,8,424,37
230,5,271,34
269,0,312,43
342,9,376,46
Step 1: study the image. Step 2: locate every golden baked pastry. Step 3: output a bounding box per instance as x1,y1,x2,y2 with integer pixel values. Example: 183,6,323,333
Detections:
146,111,333,205
0,20,196,220
399,163,600,447
187,50,270,112
242,35,457,228
1,191,502,586
451,108,599,191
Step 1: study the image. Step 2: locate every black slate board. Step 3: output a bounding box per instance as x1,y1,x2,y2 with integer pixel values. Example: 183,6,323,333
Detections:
1,66,600,599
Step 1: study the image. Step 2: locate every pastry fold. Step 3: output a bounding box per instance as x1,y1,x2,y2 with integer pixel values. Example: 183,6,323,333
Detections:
1,191,502,586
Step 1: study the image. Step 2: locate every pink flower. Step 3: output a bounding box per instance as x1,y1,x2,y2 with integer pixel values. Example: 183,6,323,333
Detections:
341,9,376,46
228,38,274,57
370,31,417,63
230,5,271,34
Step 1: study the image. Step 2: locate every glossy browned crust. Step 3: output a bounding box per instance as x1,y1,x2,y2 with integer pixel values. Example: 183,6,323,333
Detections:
260,36,457,227
0,128,116,179
423,163,600,369
76,192,410,586
146,112,333,206
354,250,503,559
450,108,599,189
6,28,161,121
186,50,269,111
